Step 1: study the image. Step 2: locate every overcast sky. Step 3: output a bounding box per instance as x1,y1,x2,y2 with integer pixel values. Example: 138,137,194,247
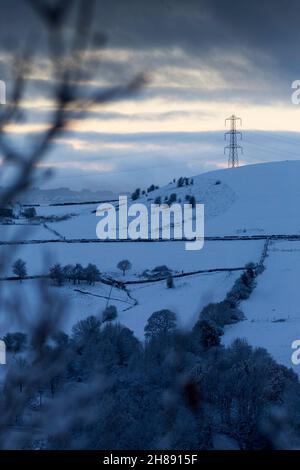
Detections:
1,0,300,192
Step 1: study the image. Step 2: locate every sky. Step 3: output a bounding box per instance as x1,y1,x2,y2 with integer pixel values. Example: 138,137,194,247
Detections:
1,0,300,192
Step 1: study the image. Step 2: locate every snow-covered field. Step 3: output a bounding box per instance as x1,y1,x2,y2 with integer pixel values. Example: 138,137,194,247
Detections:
223,240,300,373
0,223,61,241
35,203,96,218
0,269,240,340
0,279,129,334
0,239,262,277
121,270,240,338
1,161,300,374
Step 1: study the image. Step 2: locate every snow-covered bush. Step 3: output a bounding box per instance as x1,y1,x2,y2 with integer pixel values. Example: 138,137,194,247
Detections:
166,274,174,288
131,188,140,200
49,263,65,286
3,332,27,354
200,301,244,328
168,193,177,204
72,316,102,346
84,263,101,285
152,265,171,277
226,264,256,306
2,303,300,450
102,305,118,323
12,259,27,281
22,207,36,219
192,319,222,351
144,309,177,339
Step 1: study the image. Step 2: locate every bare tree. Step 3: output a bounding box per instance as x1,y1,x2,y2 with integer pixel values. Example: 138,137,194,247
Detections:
0,0,146,210
0,0,145,449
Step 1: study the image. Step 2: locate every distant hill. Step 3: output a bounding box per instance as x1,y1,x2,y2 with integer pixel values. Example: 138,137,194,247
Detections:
5,187,118,204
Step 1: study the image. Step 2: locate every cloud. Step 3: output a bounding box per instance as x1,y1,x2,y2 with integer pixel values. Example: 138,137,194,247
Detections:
1,0,300,192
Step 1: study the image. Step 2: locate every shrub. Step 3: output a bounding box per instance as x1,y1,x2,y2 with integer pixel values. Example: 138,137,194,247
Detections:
152,265,171,274
84,263,100,285
226,265,256,306
0,208,13,218
147,184,156,193
226,280,252,305
3,332,27,354
166,275,174,289
168,193,177,204
189,196,196,207
49,263,65,286
200,301,244,328
22,207,36,218
177,177,184,187
185,195,196,207
152,265,171,278
72,316,102,345
73,263,84,284
192,319,222,350
63,264,75,282
102,305,118,323
12,259,27,281
131,188,141,201
144,309,177,339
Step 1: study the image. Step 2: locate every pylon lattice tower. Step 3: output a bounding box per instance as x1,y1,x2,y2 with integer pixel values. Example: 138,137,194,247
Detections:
224,114,243,168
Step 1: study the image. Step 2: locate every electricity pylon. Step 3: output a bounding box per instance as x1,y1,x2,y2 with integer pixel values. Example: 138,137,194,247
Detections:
224,114,243,168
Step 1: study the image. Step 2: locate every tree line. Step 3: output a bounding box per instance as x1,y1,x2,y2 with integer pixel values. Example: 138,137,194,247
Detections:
1,301,300,450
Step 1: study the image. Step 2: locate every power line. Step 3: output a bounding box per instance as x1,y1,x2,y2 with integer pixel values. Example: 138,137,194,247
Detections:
243,138,300,159
248,130,300,147
224,114,243,168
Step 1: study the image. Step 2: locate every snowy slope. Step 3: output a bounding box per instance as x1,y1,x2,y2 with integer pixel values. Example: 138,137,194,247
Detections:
40,160,300,240
138,160,300,236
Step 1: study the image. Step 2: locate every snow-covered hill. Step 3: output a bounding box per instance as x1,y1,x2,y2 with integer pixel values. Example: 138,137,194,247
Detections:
139,160,300,236
1,160,300,375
